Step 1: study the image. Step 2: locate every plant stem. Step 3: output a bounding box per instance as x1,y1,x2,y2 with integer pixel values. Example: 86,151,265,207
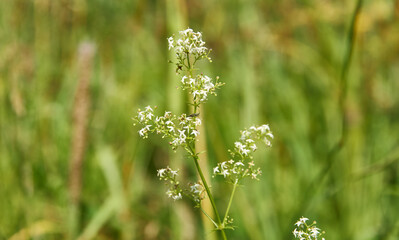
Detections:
223,179,238,223
200,207,218,228
186,53,226,239
192,153,227,240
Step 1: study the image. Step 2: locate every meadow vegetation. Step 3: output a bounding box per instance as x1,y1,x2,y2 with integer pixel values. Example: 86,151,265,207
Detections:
1,0,399,239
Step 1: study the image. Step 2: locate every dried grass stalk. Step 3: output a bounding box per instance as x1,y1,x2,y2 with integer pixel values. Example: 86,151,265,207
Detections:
69,42,96,204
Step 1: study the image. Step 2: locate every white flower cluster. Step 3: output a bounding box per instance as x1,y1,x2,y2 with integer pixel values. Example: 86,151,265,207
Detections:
181,74,223,104
156,167,207,203
188,182,205,207
213,125,273,182
157,166,182,201
168,28,210,64
293,217,326,240
134,106,201,150
240,125,274,150
213,160,262,183
168,28,223,104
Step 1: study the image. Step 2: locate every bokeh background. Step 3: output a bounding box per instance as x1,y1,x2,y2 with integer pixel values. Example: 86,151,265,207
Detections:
1,0,399,239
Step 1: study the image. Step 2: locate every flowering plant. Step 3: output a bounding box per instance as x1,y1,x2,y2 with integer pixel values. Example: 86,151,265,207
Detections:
133,28,275,239
293,217,326,240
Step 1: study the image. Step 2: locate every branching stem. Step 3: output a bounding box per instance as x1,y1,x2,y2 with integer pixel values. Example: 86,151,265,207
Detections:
223,179,238,224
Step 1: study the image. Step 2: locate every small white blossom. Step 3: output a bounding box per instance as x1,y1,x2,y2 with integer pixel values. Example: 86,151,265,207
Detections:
178,129,186,137
235,161,244,167
194,118,201,126
170,170,178,177
190,183,202,194
145,106,153,112
167,37,174,50
191,130,199,137
167,126,175,132
138,128,145,137
221,161,227,169
157,168,167,177
138,111,146,122
250,144,257,151
173,193,182,200
241,148,250,156
181,75,187,84
222,169,229,177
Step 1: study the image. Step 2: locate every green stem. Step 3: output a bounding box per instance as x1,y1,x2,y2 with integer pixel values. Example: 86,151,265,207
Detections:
223,179,238,223
186,54,226,239
200,207,218,228
187,51,191,70
192,154,227,239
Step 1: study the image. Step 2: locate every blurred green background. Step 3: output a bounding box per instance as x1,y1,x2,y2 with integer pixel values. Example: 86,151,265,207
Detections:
1,0,399,239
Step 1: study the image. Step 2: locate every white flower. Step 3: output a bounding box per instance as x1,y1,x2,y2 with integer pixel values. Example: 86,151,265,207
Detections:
138,111,145,122
178,129,186,139
213,166,220,174
299,217,308,223
222,169,229,177
181,75,187,84
166,190,173,198
234,142,244,150
167,37,174,50
235,161,244,167
257,124,269,133
138,128,145,137
145,106,153,112
180,28,193,36
250,144,257,151
147,112,154,120
191,130,199,137
178,137,186,144
295,217,308,227
170,170,178,177
295,221,303,227
194,118,201,126
190,183,202,194
167,126,175,132
220,161,227,169
309,227,320,237
293,228,300,237
241,148,250,156
173,192,182,200
157,168,167,177
235,141,250,155
138,125,151,137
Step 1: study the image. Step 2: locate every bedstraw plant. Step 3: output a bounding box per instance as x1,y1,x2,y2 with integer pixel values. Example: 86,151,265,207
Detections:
133,28,325,239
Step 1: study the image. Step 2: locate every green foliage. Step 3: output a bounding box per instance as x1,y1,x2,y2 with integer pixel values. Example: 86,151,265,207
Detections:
1,0,399,239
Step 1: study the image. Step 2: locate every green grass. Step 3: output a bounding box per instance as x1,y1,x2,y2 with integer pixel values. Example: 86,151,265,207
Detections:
1,0,399,239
